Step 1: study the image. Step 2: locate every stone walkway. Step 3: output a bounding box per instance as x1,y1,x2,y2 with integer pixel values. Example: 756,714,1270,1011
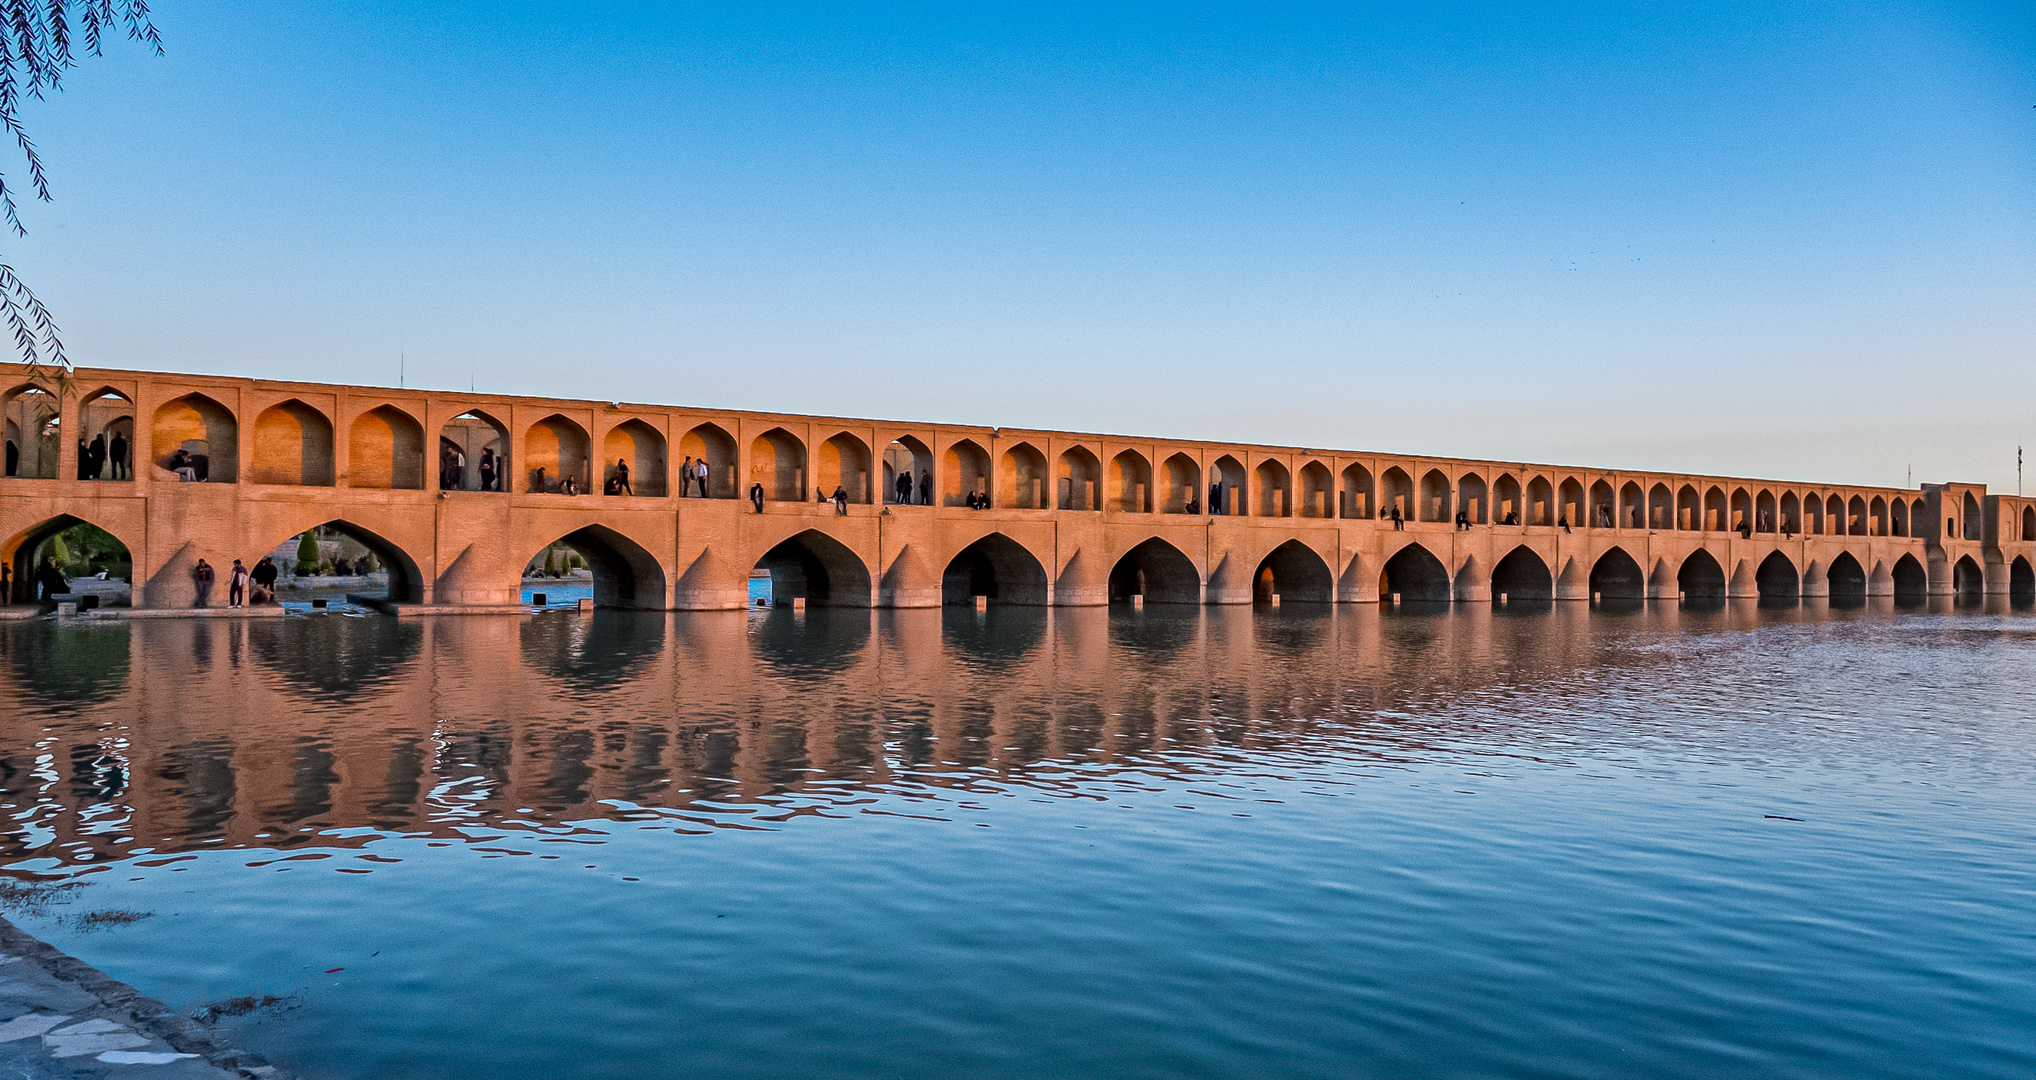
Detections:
0,919,287,1078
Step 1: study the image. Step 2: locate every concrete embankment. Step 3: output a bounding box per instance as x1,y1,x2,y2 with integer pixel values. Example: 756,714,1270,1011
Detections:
0,917,288,1078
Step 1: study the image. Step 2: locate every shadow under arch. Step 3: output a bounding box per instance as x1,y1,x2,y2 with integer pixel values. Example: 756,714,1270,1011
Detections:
530,524,669,609
1678,549,1727,605
756,530,873,607
1252,539,1333,604
3,513,138,605
1951,555,1984,601
1108,537,1201,604
520,609,668,693
2012,556,2034,605
939,603,1048,668
1490,545,1553,602
248,612,423,704
1827,552,1867,606
1589,546,1645,602
1756,550,1799,602
1381,543,1450,605
267,519,427,604
753,605,873,678
1891,553,1928,605
942,533,1049,605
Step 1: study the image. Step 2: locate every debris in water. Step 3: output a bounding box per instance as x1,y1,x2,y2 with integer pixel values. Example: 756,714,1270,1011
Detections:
69,910,153,933
191,992,301,1024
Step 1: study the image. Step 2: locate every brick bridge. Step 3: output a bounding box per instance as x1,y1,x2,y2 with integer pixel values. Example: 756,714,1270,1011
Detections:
5,363,2034,611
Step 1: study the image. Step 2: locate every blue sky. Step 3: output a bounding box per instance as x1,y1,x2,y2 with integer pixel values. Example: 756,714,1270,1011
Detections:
11,2,2034,488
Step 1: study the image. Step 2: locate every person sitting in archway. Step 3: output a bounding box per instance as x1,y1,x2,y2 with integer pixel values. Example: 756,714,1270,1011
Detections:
562,473,578,496
614,458,632,496
1455,509,1470,531
169,448,198,482
1390,504,1404,531
1502,509,1518,526
1558,511,1569,532
532,466,547,493
1185,490,1199,514
749,482,766,513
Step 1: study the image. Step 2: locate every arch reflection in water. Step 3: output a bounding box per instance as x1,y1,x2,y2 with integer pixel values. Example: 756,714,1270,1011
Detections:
0,620,129,713
519,610,669,693
242,616,423,703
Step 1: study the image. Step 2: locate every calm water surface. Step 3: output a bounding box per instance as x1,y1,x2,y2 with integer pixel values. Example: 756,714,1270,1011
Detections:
1,600,2033,1079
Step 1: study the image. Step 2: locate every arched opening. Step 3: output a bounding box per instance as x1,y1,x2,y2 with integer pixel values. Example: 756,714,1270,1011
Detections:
1382,467,1414,523
1000,442,1048,509
942,533,1049,605
1589,480,1614,528
1703,487,1727,532
602,419,666,497
525,414,592,494
250,400,335,486
1163,453,1200,513
1779,492,1800,535
151,392,238,483
1298,461,1331,519
439,410,507,492
1675,485,1699,531
1490,545,1552,601
1753,489,1776,533
1962,493,1983,541
1730,489,1753,533
1951,555,1983,600
1341,463,1374,519
1805,493,1826,535
523,524,667,609
1620,482,1645,530
2023,507,2036,542
678,421,737,499
1891,554,1928,604
749,427,807,502
1380,543,1450,603
883,435,934,506
4,516,133,606
1527,475,1554,526
1827,552,1867,606
1756,551,1799,600
1251,540,1331,604
1678,549,1727,602
817,431,872,505
754,530,872,607
1108,537,1200,604
1058,446,1101,511
1254,459,1292,518
1,384,59,479
1826,495,1845,535
943,438,991,507
1849,496,1870,538
1109,450,1154,513
1492,474,1521,526
1589,547,1646,600
2010,557,2034,604
1559,478,1585,528
1652,484,1677,531
268,520,426,606
1211,455,1246,517
78,388,134,481
349,405,425,490
1911,499,1928,539
1420,470,1452,523
1891,498,1909,537
1456,472,1488,525
1868,497,1888,537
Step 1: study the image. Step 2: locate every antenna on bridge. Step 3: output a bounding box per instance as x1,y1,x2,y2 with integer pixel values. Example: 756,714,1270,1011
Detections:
2019,445,2023,496
399,350,405,389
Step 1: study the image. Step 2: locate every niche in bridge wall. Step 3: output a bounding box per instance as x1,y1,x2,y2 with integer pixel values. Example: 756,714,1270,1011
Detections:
1110,450,1152,513
1341,464,1374,519
942,439,989,507
2,385,59,479
440,411,507,492
678,422,736,498
1298,461,1331,519
1162,453,1198,514
1059,446,1100,511
1650,484,1675,530
1493,474,1522,525
1422,470,1453,523
525,414,591,494
1457,473,1487,525
1254,459,1290,518
749,428,807,502
603,419,666,497
1382,467,1414,522
1620,482,1646,530
350,405,425,490
816,432,871,504
151,392,238,483
1211,456,1246,516
250,400,335,487
883,436,932,505
78,388,135,481
1000,442,1047,510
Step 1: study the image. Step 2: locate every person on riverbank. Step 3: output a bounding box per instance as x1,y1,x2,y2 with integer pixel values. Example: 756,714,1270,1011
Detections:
191,559,214,608
749,483,765,513
228,560,249,607
36,557,66,602
251,556,278,604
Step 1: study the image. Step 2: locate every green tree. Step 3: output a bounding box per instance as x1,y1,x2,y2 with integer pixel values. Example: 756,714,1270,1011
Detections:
295,532,319,576
0,2,161,374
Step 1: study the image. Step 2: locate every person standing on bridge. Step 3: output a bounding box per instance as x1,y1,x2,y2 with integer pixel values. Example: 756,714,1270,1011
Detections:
750,482,765,513
1209,480,1223,516
832,485,849,515
191,558,214,608
109,430,129,480
695,457,709,497
614,458,632,496
479,448,497,493
1390,504,1404,530
4,438,15,477
894,470,912,505
87,434,106,480
228,559,249,607
919,471,932,505
680,456,694,497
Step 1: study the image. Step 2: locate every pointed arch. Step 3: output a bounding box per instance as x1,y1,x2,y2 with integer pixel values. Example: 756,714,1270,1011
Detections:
151,391,238,482
1892,553,1928,604
1805,492,1826,534
1380,543,1450,603
1827,552,1867,605
1108,537,1200,604
602,419,667,497
943,438,991,507
525,414,592,494
817,431,872,504
1490,545,1552,601
882,434,934,506
1778,492,1800,534
439,409,507,492
749,427,807,502
1210,455,1246,516
1526,475,1554,526
1588,480,1614,528
678,421,737,498
1962,492,1982,541
349,404,425,490
1619,481,1645,529
250,399,335,486
1000,441,1048,509
1558,477,1585,528
1492,473,1521,525
1381,467,1413,523
1674,485,1699,531
1589,546,1645,600
1109,449,1154,513
1456,472,1488,525
2010,556,2033,603
1850,495,1871,538
1341,463,1374,519
77,387,134,481
1163,452,1200,513
1056,445,1101,511
1753,489,1777,533
3,514,138,605
2,383,60,478
1678,549,1727,601
1420,469,1452,523
526,523,668,609
1756,551,1799,600
1251,539,1332,603
1952,554,1984,598
755,529,873,607
2022,506,2035,543
1868,496,1888,537
1298,460,1332,519
1702,486,1726,532
262,518,427,605
942,532,1049,605
1254,459,1292,517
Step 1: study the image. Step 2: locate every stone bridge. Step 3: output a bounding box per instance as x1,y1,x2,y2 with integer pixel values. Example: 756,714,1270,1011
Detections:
5,363,2034,611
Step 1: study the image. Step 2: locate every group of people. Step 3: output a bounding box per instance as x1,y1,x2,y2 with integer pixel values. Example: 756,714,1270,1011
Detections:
675,456,712,497
74,432,131,480
186,556,281,608
891,470,933,506
441,445,503,491
166,447,210,482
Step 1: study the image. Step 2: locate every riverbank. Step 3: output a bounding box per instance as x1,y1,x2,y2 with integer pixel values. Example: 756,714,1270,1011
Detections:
0,917,286,1078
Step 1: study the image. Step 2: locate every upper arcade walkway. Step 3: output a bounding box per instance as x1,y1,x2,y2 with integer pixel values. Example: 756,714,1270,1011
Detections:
4,363,2033,612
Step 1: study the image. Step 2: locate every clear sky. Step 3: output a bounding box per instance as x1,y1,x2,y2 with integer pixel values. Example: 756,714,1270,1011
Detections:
10,2,2034,489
